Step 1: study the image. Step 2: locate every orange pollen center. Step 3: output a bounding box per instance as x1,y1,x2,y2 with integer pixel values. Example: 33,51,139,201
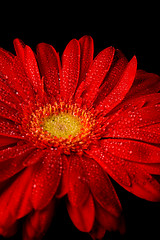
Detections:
21,102,102,154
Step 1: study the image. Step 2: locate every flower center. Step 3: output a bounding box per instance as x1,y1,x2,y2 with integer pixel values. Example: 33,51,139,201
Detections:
21,101,106,154
42,113,82,139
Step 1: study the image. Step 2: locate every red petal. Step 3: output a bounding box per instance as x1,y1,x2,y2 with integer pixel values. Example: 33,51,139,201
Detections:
82,155,122,217
105,95,160,143
0,143,35,162
12,56,35,103
87,143,160,201
36,43,61,102
95,201,124,233
119,162,160,201
24,46,43,97
101,139,160,163
56,155,69,198
127,70,160,98
0,167,33,228
94,49,128,107
13,38,25,61
61,39,80,101
67,154,90,206
0,221,18,238
96,56,137,115
0,118,23,139
67,193,95,232
77,35,94,86
23,199,55,240
0,145,34,181
0,102,20,123
0,136,18,148
107,124,160,144
23,149,46,166
0,79,21,109
89,222,106,240
0,47,14,78
82,46,115,108
31,150,62,210
86,145,131,187
128,162,160,175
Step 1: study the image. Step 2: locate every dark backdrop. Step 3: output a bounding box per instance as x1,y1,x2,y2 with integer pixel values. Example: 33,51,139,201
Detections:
0,3,160,240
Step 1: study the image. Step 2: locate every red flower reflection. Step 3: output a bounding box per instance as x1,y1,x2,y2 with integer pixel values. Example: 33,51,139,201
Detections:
0,36,160,239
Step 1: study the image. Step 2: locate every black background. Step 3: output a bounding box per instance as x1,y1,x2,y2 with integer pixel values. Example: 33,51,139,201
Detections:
0,3,160,240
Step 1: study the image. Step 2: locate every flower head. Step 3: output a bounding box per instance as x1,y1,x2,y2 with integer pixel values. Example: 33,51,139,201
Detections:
0,36,160,239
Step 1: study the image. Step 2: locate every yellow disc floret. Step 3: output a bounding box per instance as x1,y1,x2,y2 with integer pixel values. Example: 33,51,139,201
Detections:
42,113,82,139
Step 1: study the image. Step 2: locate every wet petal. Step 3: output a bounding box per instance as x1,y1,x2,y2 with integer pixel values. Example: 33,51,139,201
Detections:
36,43,61,102
0,167,33,228
0,146,34,181
82,46,115,107
78,35,94,86
94,49,128,107
86,145,131,187
31,150,62,210
0,142,35,162
56,154,69,198
0,136,19,148
127,70,160,98
82,155,122,217
61,39,80,101
13,38,25,61
67,154,89,206
101,139,160,163
96,56,137,115
87,143,160,201
119,162,160,201
24,46,43,97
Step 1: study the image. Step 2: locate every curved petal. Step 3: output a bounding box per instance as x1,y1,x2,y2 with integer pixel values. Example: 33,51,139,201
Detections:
105,94,160,143
13,38,25,61
96,56,137,115
126,70,160,98
0,118,24,139
82,46,115,108
0,143,34,162
23,199,55,240
95,201,125,233
119,162,160,201
101,139,160,163
0,167,33,229
89,222,106,240
67,193,95,232
78,35,94,86
82,155,122,217
0,145,34,181
94,49,128,107
0,221,18,238
0,136,19,148
61,39,80,101
36,43,61,102
67,154,90,206
24,46,43,98
31,150,62,210
0,79,21,110
86,144,160,201
86,145,131,187
0,102,20,123
56,154,69,198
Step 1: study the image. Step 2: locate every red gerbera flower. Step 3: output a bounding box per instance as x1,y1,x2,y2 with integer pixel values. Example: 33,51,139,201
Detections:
0,36,160,239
